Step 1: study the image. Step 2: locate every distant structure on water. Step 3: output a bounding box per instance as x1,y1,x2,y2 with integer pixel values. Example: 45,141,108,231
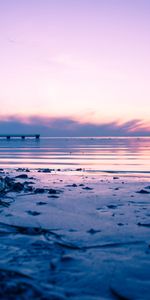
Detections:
0,134,40,140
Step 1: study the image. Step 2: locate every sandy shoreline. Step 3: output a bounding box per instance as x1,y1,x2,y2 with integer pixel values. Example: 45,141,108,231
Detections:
0,168,150,299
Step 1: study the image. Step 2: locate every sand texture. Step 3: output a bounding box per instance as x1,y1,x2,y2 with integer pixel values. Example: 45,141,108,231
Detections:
0,169,150,299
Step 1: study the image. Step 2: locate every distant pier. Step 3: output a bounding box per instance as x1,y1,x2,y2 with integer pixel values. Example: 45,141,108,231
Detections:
0,134,40,140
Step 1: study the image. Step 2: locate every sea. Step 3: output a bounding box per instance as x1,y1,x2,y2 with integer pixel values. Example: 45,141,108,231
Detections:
0,137,150,175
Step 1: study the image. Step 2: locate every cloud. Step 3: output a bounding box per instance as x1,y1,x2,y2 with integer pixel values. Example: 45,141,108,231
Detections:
0,115,149,137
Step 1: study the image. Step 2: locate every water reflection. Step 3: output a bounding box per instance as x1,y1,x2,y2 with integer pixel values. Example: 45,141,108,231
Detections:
0,137,150,173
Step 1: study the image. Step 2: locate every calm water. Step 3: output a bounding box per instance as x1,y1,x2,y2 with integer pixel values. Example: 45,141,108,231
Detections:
0,137,150,174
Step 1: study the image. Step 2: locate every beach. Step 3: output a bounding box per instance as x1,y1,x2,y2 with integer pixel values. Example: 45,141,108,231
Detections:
1,0,150,298
0,168,150,299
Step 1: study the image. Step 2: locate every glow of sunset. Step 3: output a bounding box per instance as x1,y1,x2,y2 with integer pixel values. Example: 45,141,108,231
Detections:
0,0,150,125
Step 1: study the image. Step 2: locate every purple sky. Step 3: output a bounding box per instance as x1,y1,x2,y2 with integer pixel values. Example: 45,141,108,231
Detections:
0,0,150,135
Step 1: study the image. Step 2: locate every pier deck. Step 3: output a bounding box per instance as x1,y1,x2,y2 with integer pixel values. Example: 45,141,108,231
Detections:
0,134,40,139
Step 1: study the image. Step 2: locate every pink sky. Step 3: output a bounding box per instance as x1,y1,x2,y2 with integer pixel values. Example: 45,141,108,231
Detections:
0,0,150,131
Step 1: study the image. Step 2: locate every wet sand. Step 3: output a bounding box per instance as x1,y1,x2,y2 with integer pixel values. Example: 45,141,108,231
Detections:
0,169,150,299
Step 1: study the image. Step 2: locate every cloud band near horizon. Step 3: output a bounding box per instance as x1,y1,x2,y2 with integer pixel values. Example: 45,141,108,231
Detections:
0,115,149,137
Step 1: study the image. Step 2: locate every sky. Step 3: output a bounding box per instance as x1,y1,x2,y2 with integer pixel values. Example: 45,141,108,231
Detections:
0,0,150,136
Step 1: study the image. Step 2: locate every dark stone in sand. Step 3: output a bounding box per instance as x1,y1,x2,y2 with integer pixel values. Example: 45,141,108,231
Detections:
11,182,24,192
107,205,117,209
48,195,59,198
87,228,101,234
79,184,84,186
16,168,30,172
15,174,28,179
48,188,57,194
43,168,52,173
0,176,19,193
72,183,77,187
137,222,150,227
34,188,45,194
76,168,82,171
24,186,33,192
26,210,41,216
136,189,150,194
24,181,35,185
5,176,15,188
36,202,47,205
66,184,77,187
16,168,25,171
82,186,93,190
113,176,119,179
38,168,53,173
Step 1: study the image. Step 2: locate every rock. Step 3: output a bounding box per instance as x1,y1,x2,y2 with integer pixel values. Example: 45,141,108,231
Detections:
15,174,28,179
43,168,52,173
87,228,101,234
107,205,117,209
36,202,47,205
38,168,53,173
24,186,33,192
24,181,35,185
82,186,93,190
34,188,45,194
136,189,150,194
137,222,150,227
72,183,77,187
48,188,57,194
66,184,77,187
4,176,15,188
11,182,24,192
26,210,41,216
113,176,119,179
0,176,26,193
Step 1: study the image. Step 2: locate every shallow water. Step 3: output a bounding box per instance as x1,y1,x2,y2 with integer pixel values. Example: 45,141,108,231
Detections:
0,137,150,173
